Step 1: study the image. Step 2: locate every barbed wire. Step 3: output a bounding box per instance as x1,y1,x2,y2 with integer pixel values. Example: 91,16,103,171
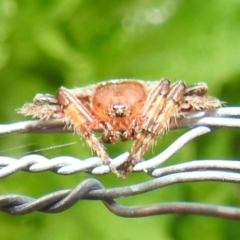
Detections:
0,126,210,177
0,107,240,218
1,172,240,219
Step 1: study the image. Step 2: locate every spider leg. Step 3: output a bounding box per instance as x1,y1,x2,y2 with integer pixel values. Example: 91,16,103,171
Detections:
185,82,208,96
182,82,223,110
16,94,64,119
57,87,121,177
125,79,170,152
122,80,186,176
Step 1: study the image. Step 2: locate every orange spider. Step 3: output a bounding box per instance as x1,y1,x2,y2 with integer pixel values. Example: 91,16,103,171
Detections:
17,79,222,178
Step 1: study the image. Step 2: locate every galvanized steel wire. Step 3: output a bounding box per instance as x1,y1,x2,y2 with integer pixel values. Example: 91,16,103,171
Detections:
1,107,240,218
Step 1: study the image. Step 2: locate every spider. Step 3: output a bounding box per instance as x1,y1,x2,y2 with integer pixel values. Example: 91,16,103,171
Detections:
17,78,222,178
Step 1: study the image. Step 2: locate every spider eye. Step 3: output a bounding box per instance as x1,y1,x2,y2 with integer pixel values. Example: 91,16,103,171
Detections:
112,103,128,117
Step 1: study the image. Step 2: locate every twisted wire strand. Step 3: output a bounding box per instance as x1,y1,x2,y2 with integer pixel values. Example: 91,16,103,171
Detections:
0,107,240,177
0,126,210,177
0,106,240,217
1,172,240,219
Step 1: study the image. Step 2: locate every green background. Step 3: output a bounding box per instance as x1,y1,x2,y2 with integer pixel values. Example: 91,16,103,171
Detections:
1,0,240,239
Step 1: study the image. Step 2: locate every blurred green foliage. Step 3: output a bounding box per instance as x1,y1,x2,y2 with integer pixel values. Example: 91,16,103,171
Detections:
0,0,240,239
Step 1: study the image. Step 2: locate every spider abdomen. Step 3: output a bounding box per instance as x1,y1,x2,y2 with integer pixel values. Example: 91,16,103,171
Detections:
91,80,147,119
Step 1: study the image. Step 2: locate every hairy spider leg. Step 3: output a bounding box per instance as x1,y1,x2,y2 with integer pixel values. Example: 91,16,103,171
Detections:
57,87,121,177
185,82,208,96
120,79,171,175
182,83,222,111
122,81,186,176
16,94,64,119
123,79,170,160
141,79,170,127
